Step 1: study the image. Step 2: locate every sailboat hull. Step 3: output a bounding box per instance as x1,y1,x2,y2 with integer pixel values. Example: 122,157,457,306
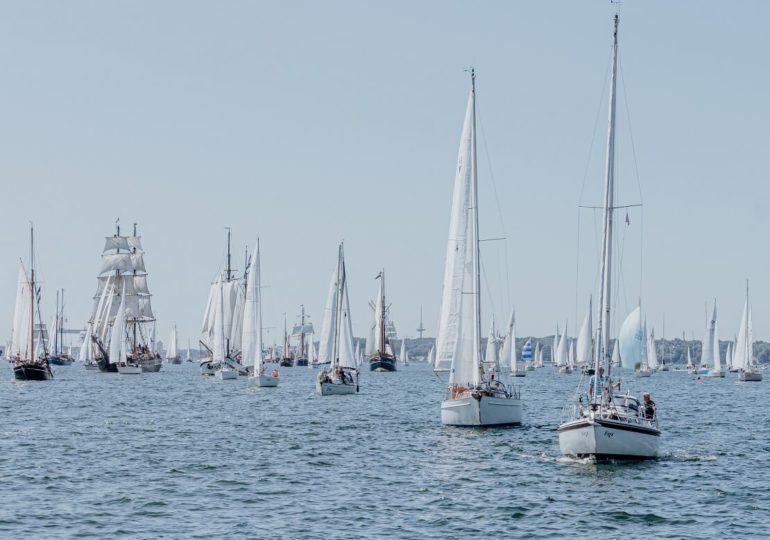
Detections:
558,417,660,460
511,369,527,377
140,357,163,372
316,381,356,395
216,369,238,380
295,358,308,367
708,370,725,378
636,369,653,378
254,375,279,387
13,363,53,381
279,358,293,367
166,356,182,365
740,370,762,382
49,355,74,366
117,365,142,375
96,355,118,373
369,354,397,372
441,395,522,427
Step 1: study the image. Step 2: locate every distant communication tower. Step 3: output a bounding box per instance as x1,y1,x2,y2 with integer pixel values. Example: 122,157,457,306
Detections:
416,306,426,339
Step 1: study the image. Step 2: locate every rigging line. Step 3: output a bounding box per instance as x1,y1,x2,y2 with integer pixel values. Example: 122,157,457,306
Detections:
479,255,497,327
577,46,614,206
618,59,644,206
475,105,512,310
574,207,582,331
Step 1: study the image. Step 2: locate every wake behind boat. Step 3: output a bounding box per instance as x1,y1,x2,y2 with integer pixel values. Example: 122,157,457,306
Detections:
434,70,521,427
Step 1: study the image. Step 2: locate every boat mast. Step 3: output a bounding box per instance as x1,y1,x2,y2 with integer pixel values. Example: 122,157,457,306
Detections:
29,224,35,361
745,279,750,367
331,243,345,369
379,269,386,356
60,289,65,355
470,68,482,384
594,13,619,386
132,223,138,350
225,227,231,357
54,290,60,355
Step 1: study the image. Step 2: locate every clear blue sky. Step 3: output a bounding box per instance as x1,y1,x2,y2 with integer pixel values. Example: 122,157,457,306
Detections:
1,1,769,347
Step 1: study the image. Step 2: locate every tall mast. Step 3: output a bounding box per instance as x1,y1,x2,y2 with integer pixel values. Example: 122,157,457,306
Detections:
226,227,232,282
60,289,65,355
379,269,386,355
470,68,482,383
746,279,750,367
29,224,35,361
332,243,345,368
594,13,619,385
54,290,60,355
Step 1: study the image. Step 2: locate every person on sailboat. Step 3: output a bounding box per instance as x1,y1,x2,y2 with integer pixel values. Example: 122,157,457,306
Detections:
642,393,656,419
588,367,606,399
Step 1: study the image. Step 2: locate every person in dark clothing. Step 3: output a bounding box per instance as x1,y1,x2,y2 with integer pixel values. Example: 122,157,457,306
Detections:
642,392,656,419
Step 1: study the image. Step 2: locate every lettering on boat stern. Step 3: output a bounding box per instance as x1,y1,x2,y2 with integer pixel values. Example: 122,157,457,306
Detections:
603,431,614,438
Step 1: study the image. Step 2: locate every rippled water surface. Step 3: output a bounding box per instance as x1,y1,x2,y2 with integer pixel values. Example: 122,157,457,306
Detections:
1,361,768,538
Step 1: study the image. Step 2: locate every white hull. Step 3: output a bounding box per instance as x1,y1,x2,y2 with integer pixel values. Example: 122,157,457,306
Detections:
254,375,279,387
740,370,762,382
525,365,535,371
559,417,659,459
559,366,572,374
441,394,522,427
216,368,238,380
636,368,653,377
511,369,527,377
117,364,142,375
316,380,356,395
708,369,725,378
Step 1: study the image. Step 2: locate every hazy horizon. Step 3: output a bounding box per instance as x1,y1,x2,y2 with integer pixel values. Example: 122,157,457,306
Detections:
1,1,769,348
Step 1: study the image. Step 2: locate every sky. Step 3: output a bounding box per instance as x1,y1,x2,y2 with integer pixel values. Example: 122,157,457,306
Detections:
1,0,769,347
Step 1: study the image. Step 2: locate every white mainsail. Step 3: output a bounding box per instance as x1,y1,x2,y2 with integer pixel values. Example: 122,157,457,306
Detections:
243,241,262,372
576,298,592,366
500,309,515,372
552,324,560,365
556,323,568,367
168,325,178,358
646,326,659,369
611,339,620,366
435,89,474,374
307,333,317,367
533,341,541,367
733,297,752,370
317,264,340,366
9,261,32,359
701,301,718,369
686,346,693,369
108,291,127,365
484,319,497,370
212,281,225,364
399,339,407,365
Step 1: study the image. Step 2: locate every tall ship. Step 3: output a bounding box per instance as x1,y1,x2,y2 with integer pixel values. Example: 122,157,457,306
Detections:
292,305,314,367
199,228,248,376
368,269,397,372
49,289,75,366
279,315,293,367
8,225,54,381
86,222,161,373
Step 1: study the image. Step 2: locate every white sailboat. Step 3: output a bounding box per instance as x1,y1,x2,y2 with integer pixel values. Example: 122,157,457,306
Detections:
533,341,542,368
611,339,620,367
636,320,654,377
576,298,593,371
245,240,278,387
316,243,359,395
686,344,695,374
557,323,571,373
551,324,560,366
214,279,238,380
484,318,499,374
399,338,409,366
434,70,521,427
700,301,724,378
558,14,660,460
307,333,317,368
735,281,761,382
166,324,181,364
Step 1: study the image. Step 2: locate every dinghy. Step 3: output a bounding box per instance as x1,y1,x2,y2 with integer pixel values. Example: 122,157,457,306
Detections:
9,226,54,381
434,70,521,427
315,243,359,395
558,14,660,460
